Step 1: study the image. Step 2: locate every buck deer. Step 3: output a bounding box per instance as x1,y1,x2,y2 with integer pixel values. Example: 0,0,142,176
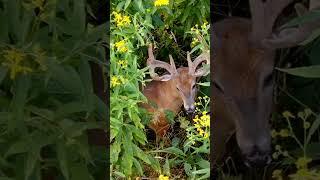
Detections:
212,0,320,167
141,44,209,141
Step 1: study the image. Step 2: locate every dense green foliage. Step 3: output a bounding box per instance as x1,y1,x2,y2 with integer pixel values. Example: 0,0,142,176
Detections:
0,0,107,179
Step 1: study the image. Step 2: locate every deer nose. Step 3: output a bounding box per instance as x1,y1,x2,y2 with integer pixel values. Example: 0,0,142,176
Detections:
185,105,195,114
243,147,271,168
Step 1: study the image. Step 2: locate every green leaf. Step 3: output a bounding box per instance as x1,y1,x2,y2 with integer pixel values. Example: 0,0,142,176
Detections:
25,149,39,180
151,147,186,157
9,75,30,133
70,164,94,180
196,159,210,169
57,142,70,180
55,101,87,118
133,158,143,176
132,144,151,165
282,10,320,28
47,61,84,96
197,82,210,87
124,0,131,10
5,139,30,158
110,142,121,164
0,67,8,85
300,28,320,45
163,157,170,176
184,162,192,176
276,65,320,78
307,114,320,144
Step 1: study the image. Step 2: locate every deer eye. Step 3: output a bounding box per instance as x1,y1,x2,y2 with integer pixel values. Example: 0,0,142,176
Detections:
213,81,224,93
263,74,273,87
192,84,196,89
176,87,180,91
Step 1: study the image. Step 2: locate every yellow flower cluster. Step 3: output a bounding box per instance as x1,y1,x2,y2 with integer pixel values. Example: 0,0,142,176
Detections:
158,175,169,180
117,60,128,68
154,0,169,7
272,169,283,180
112,11,131,27
115,40,128,53
271,129,290,138
111,75,127,88
193,111,210,138
1,49,33,79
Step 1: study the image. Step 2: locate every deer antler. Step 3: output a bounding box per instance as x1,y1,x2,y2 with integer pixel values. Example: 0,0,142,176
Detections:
249,0,294,45
147,44,178,81
262,0,320,49
187,51,210,77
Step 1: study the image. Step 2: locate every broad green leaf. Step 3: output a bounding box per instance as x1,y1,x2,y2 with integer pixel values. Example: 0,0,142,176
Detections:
57,142,70,180
4,139,30,158
151,147,186,157
70,164,94,180
307,114,320,144
110,142,121,164
282,10,320,28
163,157,170,176
25,150,39,180
124,0,131,10
0,66,8,85
133,158,143,176
300,28,320,45
197,82,210,87
196,159,210,169
9,75,30,133
276,65,320,78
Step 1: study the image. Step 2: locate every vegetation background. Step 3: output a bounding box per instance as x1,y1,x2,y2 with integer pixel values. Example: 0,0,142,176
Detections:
0,0,107,179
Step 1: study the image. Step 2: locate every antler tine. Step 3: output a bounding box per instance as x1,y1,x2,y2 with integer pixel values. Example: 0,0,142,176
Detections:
262,0,320,49
249,0,294,44
187,52,193,74
188,52,210,77
147,44,177,81
169,55,178,74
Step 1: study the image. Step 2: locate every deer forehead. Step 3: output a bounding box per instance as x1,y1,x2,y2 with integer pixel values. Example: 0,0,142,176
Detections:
175,68,195,87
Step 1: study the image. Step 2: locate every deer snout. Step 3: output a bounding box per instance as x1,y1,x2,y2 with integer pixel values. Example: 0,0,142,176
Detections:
184,104,195,114
238,133,271,168
243,146,271,168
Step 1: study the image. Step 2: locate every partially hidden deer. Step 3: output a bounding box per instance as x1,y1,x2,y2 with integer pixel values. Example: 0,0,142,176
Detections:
140,44,209,141
212,0,320,167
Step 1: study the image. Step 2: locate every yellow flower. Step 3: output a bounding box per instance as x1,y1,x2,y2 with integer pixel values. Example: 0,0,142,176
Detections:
117,60,128,68
112,11,131,27
115,40,128,53
204,132,209,138
122,15,131,24
154,0,169,7
282,111,295,119
2,49,33,79
159,174,169,180
279,129,289,137
295,157,312,169
272,169,283,180
111,76,121,88
200,114,210,127
304,122,310,129
271,129,278,138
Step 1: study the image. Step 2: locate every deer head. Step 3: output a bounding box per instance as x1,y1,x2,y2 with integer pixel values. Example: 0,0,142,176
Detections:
147,44,210,114
213,0,320,167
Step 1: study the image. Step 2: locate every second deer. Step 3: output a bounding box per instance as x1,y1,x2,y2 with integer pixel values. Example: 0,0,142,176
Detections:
212,0,320,167
140,44,209,142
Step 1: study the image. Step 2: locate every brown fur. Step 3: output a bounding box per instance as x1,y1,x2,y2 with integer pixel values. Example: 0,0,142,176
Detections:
141,68,196,138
